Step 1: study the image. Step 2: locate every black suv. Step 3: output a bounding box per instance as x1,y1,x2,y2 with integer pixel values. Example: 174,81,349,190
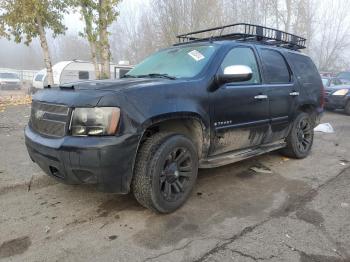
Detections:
25,24,323,213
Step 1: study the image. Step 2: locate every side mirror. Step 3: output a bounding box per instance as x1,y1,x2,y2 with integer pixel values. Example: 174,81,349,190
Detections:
216,65,253,85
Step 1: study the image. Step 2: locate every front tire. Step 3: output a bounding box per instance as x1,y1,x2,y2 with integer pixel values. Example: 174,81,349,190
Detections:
281,112,314,159
132,132,198,213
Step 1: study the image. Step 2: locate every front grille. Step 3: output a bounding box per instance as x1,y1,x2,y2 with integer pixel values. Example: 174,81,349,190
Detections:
30,101,70,137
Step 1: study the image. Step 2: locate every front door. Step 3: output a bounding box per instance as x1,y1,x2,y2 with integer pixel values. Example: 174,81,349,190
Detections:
210,46,270,156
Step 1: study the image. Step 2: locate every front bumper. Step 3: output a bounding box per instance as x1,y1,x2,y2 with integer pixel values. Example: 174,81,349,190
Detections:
25,126,140,193
325,95,348,109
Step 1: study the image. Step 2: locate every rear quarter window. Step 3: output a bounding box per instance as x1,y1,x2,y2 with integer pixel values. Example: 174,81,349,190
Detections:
286,53,320,84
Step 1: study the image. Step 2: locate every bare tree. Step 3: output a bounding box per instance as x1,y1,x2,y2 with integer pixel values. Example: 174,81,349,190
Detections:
311,0,350,71
91,0,350,73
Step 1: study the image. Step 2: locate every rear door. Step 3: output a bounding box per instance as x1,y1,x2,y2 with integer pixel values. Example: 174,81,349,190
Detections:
209,46,270,156
257,48,298,142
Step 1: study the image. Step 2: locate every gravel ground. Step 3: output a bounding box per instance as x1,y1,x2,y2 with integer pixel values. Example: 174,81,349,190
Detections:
0,104,350,262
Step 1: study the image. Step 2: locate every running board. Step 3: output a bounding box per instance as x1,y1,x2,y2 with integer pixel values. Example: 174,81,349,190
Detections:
199,140,286,168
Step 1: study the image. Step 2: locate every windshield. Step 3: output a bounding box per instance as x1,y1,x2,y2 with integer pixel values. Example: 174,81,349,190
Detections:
0,73,19,79
126,44,217,79
337,72,350,80
321,78,329,87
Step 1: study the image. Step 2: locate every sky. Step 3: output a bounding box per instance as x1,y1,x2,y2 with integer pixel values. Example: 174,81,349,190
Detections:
63,0,146,33
0,0,147,70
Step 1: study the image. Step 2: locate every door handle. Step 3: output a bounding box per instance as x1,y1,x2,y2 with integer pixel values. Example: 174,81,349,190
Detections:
289,91,300,96
254,95,268,100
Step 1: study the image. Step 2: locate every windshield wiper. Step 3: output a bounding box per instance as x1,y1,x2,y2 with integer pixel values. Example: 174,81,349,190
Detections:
122,74,137,78
130,73,177,80
147,73,177,80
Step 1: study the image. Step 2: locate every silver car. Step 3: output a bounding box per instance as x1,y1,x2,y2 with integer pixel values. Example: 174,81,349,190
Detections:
0,72,21,90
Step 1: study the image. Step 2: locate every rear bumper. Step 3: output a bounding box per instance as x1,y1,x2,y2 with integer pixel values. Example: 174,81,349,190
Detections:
25,126,140,193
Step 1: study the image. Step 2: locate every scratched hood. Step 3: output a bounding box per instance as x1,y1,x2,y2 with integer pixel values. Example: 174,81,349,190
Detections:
61,78,170,91
32,78,182,107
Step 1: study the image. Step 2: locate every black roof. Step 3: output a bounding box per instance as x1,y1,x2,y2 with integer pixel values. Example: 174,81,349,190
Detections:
176,23,306,51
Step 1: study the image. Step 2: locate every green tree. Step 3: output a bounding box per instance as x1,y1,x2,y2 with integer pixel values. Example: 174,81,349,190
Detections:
0,0,68,85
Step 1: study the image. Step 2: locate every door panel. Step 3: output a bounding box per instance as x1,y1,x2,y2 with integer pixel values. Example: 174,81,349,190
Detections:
209,46,270,156
265,83,298,142
257,48,298,143
210,85,270,155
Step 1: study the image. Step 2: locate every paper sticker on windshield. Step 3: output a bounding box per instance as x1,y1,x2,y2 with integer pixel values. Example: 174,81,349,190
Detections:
188,50,205,61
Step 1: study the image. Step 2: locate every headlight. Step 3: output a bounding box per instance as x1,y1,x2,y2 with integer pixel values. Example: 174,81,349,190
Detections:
70,107,120,136
332,89,349,96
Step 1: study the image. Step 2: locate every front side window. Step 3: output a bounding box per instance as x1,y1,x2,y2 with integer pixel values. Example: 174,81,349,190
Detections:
220,47,261,84
260,49,291,84
126,44,217,79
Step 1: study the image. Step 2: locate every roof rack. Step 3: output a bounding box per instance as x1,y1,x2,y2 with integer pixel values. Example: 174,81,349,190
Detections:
176,23,306,50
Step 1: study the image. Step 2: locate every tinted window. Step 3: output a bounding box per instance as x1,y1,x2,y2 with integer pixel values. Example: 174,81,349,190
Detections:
79,71,89,80
220,47,260,84
289,54,320,84
260,49,290,83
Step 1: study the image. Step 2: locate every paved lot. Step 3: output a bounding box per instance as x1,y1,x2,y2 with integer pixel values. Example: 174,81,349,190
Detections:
0,104,350,262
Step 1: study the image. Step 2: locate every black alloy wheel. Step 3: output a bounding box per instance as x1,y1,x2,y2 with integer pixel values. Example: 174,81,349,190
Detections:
160,147,193,202
132,132,198,213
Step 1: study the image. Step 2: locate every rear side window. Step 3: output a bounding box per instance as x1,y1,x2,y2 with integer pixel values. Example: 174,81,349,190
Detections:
79,71,89,80
260,49,290,83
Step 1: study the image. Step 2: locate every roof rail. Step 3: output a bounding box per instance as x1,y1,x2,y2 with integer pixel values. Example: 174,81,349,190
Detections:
176,23,306,50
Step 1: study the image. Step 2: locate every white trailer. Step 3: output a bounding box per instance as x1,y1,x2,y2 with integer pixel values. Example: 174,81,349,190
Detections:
32,60,133,91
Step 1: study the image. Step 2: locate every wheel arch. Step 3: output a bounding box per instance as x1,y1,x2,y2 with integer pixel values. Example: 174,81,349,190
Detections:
296,103,318,126
138,112,210,160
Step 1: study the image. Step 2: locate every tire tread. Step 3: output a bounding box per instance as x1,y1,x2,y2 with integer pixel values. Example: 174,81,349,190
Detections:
132,132,173,212
281,112,313,159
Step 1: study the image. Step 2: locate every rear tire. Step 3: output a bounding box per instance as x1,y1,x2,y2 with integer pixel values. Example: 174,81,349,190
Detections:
132,132,198,213
281,112,314,159
345,101,350,115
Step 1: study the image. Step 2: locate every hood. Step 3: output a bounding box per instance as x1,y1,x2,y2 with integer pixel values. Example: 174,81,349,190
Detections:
33,77,186,108
60,78,175,91
325,84,350,92
0,78,20,83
